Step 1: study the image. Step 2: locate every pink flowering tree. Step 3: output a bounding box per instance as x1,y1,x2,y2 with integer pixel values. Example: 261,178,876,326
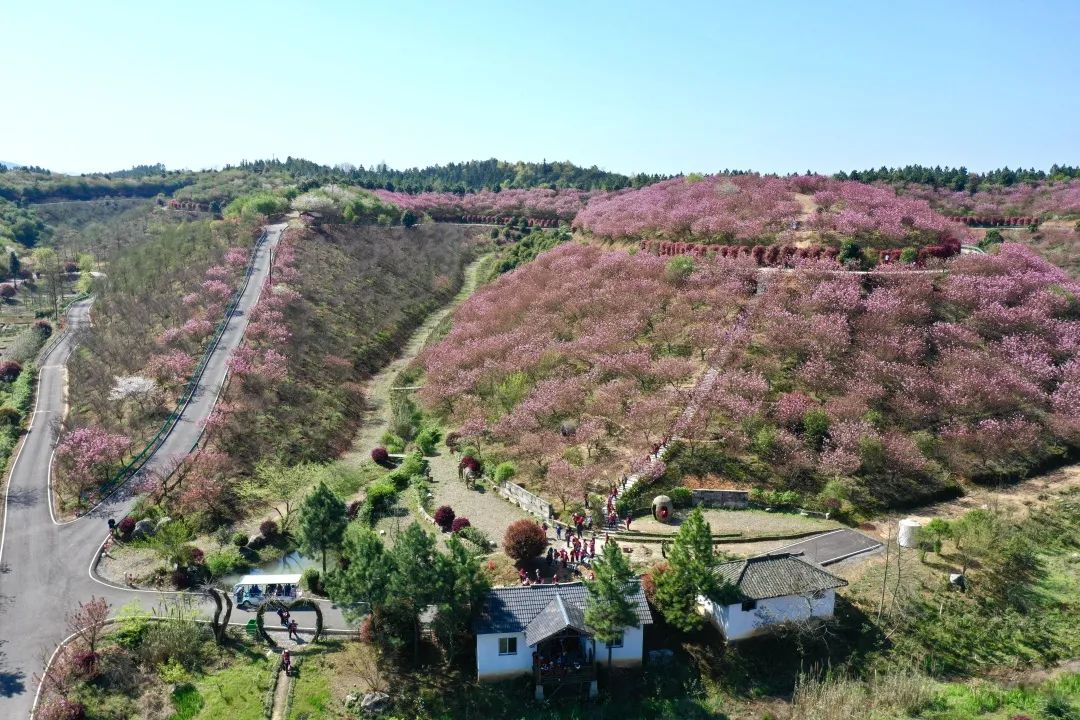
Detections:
55,427,131,506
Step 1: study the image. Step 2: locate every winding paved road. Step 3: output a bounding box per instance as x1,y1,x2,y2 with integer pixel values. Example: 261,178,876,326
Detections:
0,223,349,718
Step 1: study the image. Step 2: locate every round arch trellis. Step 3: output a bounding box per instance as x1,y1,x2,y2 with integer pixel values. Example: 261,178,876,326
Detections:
254,598,324,645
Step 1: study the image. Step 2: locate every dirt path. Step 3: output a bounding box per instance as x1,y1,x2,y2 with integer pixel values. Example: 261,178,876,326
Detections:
343,256,486,467
270,665,292,720
861,463,1080,539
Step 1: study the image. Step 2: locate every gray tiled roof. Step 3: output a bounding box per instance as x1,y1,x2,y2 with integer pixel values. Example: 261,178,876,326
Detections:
474,581,653,637
713,553,847,601
525,594,589,645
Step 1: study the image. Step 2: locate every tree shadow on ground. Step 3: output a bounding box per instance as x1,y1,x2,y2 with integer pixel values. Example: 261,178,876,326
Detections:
0,645,26,698
4,486,38,509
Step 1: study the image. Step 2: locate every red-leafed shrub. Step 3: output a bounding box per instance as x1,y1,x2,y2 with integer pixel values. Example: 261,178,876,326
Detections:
0,284,15,299
34,319,53,336
451,516,471,533
117,516,136,539
72,650,100,677
0,360,22,382
259,519,279,538
433,505,456,532
503,519,548,563
444,431,461,452
171,568,193,589
459,455,481,475
358,614,375,644
64,261,80,273
188,547,205,565
347,499,362,520
371,446,390,464
640,563,668,605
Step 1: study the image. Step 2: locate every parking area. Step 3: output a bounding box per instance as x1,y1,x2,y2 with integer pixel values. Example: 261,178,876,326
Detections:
760,528,882,566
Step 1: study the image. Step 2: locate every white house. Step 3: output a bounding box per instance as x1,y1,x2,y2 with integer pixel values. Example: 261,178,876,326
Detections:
473,581,653,695
699,553,848,641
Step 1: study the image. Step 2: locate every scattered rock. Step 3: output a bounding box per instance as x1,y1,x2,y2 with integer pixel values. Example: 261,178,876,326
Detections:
155,516,172,530
360,692,389,714
344,693,358,707
132,519,156,539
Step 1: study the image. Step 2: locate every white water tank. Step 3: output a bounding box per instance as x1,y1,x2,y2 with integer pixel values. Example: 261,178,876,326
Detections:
898,518,923,548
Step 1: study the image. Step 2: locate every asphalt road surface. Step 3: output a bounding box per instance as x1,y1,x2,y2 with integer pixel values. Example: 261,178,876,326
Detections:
0,223,351,718
761,528,883,566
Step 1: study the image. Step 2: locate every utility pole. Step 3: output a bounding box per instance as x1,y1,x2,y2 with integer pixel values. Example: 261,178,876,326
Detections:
878,524,891,622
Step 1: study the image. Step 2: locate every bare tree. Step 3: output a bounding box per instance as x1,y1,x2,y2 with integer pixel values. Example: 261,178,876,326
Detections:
66,596,110,656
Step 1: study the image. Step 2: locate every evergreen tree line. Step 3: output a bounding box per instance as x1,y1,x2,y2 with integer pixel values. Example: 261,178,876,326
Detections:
834,164,1080,190
231,156,664,193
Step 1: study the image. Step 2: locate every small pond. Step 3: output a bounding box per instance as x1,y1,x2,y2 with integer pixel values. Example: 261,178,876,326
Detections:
220,550,318,589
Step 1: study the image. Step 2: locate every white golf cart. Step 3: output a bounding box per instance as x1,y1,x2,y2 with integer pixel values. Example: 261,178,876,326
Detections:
232,573,303,609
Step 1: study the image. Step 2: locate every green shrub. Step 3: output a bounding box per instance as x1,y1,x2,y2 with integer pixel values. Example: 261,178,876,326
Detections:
457,525,493,553
668,487,693,508
230,532,249,548
749,487,801,509
365,480,397,510
387,450,427,490
381,431,405,453
493,461,517,484
415,426,441,456
205,547,247,578
665,256,694,284
802,408,830,451
899,246,918,264
301,567,322,594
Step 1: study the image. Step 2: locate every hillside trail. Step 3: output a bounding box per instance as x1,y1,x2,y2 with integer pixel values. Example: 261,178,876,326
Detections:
270,663,292,720
343,255,487,470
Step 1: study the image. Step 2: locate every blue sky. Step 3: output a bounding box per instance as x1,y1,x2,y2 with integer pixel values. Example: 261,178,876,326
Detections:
3,0,1078,175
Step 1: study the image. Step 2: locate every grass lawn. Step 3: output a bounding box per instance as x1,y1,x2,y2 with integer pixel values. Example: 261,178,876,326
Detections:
284,639,384,719
287,656,332,719
179,647,273,720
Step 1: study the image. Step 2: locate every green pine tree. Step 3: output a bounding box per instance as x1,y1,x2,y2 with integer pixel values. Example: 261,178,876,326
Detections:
433,535,491,658
653,507,725,632
585,541,640,668
325,525,392,624
297,481,347,574
387,522,450,659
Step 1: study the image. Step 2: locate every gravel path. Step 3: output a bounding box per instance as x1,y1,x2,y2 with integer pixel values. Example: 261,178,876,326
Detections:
342,256,486,475
428,451,531,548
631,508,839,537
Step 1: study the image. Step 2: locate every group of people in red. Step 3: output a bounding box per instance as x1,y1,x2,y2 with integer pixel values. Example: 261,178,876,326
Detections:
604,482,632,530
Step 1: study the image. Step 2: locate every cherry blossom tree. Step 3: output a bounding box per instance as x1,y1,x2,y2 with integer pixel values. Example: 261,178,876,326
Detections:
55,427,131,505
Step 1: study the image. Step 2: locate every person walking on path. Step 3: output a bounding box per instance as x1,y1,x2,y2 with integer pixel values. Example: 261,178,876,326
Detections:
281,650,292,675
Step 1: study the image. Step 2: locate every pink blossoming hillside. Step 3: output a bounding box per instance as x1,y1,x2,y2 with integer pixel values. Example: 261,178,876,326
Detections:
571,174,972,249
421,242,1080,510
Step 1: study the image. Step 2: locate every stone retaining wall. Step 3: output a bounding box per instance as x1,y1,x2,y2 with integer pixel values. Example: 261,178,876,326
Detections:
691,489,749,509
498,480,553,519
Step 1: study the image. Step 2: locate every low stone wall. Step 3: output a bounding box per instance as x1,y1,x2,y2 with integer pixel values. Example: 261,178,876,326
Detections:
691,489,749,509
498,480,552,519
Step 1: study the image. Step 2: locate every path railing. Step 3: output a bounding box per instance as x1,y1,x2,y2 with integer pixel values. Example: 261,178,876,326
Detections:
35,291,93,364
84,230,268,506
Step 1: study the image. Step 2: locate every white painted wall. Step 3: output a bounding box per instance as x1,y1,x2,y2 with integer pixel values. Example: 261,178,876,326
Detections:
701,590,836,641
476,632,532,680
476,624,646,680
595,625,646,667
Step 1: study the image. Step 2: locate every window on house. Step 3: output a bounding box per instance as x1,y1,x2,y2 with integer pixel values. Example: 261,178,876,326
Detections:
606,633,623,648
741,599,758,612
498,636,518,655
